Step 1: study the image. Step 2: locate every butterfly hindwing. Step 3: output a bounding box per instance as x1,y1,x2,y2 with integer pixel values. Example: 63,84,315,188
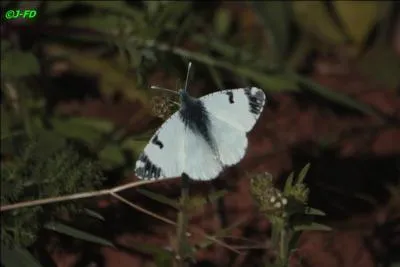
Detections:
207,113,248,166
199,87,266,132
135,112,185,180
183,126,223,180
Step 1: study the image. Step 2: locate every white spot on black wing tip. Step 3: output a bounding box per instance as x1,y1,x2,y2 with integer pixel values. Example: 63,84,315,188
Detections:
245,87,265,115
135,153,163,179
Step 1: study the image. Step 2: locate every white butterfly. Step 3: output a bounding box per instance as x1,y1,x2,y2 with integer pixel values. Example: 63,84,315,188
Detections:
135,64,266,181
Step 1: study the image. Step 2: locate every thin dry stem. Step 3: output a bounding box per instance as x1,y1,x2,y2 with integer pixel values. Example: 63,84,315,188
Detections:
0,179,158,212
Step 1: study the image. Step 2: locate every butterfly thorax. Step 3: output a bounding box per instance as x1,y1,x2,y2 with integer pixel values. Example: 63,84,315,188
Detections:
178,90,216,150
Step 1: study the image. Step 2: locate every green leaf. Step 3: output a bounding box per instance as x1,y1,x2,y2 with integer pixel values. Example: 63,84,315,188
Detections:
129,242,173,267
288,231,302,252
213,8,232,37
1,247,43,267
44,222,114,247
297,163,311,184
121,137,148,156
357,43,400,89
69,117,115,133
130,242,172,257
34,130,67,158
251,1,291,64
50,117,113,147
1,51,40,77
292,1,347,45
98,144,125,168
144,40,299,92
188,190,227,211
333,1,380,44
83,208,105,221
195,217,247,250
291,72,383,118
136,189,179,209
1,39,12,54
293,222,332,232
79,0,145,25
304,207,326,216
45,1,76,13
284,172,295,193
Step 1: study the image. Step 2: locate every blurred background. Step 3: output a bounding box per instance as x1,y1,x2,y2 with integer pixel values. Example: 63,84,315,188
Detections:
1,1,399,267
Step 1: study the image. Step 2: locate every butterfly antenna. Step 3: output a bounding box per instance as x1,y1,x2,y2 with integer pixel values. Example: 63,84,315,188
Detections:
150,86,180,95
183,62,192,92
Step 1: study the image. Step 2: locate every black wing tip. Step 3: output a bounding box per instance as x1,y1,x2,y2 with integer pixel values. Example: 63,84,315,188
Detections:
245,87,266,115
135,153,164,180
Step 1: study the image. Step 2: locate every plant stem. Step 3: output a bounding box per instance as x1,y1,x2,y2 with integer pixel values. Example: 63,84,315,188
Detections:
279,227,287,266
176,173,191,267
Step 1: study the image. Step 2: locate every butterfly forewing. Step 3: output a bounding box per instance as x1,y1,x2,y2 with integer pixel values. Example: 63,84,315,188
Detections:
199,87,266,132
135,112,185,180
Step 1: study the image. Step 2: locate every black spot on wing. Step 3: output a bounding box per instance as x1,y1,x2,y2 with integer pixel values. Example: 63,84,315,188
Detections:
244,87,265,115
151,134,164,149
225,91,234,104
135,153,162,179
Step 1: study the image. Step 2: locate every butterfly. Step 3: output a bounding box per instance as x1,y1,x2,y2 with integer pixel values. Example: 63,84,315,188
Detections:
135,63,266,181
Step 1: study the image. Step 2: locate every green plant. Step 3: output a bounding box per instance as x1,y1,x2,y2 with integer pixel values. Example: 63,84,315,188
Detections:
251,164,331,267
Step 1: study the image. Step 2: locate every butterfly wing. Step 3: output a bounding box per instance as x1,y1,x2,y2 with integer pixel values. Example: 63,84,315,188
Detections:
135,110,224,181
135,112,185,180
198,87,266,167
182,126,224,180
199,87,266,132
135,87,266,181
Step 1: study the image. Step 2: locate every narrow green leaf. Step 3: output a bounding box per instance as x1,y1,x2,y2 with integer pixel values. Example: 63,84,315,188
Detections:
195,217,247,249
50,117,112,147
287,231,302,252
304,207,326,216
79,0,145,25
291,73,383,118
1,51,40,77
214,8,232,37
84,208,105,221
44,221,114,247
129,242,172,258
121,137,148,157
45,1,76,13
357,42,400,89
333,1,380,44
284,172,295,193
294,222,332,232
68,117,114,133
1,247,43,267
297,163,311,184
136,189,179,209
188,190,227,211
251,1,291,64
98,144,125,168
